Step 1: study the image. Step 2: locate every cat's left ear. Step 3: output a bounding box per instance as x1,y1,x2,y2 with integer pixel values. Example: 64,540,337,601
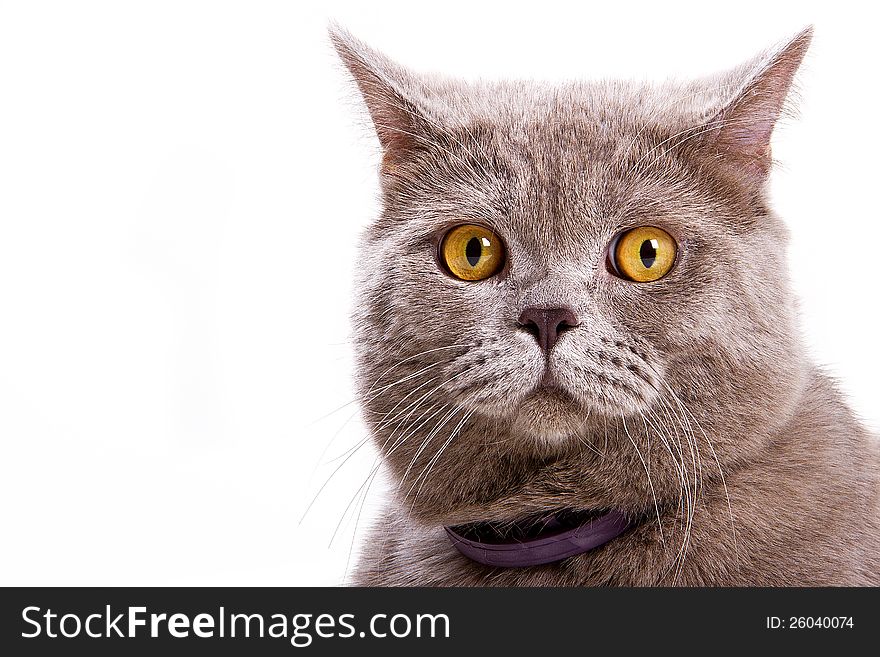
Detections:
704,26,813,184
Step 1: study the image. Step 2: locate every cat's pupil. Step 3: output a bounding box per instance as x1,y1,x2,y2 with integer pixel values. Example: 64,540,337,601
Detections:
640,239,657,269
465,237,482,267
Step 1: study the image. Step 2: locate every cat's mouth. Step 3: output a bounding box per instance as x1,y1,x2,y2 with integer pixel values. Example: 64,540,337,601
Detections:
537,367,559,389
530,367,577,402
444,508,631,567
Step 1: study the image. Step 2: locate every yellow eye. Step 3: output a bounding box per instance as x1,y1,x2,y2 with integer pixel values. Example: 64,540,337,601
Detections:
440,225,505,281
611,226,677,282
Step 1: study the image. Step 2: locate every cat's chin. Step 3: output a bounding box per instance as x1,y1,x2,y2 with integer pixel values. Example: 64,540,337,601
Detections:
510,387,589,445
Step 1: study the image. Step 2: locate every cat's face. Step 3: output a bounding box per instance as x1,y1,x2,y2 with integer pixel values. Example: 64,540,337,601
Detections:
335,28,812,520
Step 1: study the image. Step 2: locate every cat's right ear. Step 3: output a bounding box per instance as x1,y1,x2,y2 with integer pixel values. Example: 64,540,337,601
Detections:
329,25,434,169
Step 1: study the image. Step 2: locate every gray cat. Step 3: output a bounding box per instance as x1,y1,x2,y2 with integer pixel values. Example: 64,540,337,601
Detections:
331,25,880,585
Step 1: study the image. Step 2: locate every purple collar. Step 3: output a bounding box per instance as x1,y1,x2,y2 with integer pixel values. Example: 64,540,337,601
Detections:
445,509,630,568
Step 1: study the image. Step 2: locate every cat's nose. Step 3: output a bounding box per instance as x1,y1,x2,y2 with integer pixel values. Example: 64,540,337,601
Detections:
517,306,579,354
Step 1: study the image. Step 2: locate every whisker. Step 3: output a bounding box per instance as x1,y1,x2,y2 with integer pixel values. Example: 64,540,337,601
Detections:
622,415,665,545
661,380,739,572
408,407,475,507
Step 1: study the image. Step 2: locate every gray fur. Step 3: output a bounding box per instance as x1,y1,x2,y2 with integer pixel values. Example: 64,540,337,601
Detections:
331,25,880,585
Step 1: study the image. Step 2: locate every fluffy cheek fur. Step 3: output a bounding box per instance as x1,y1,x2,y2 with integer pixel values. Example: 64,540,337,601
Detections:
661,220,809,448
352,230,544,423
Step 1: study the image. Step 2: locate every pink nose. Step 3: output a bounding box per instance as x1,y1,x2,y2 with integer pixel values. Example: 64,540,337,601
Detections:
517,306,579,354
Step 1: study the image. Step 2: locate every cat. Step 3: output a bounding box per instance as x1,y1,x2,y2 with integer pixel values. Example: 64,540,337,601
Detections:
330,25,880,586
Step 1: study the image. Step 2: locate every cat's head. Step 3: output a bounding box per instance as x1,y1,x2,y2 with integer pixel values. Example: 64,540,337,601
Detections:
333,27,812,522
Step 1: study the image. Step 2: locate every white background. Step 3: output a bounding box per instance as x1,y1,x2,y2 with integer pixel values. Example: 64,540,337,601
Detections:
0,1,877,586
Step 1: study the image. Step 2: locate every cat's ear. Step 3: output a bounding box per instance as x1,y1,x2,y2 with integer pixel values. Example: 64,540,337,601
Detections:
704,26,813,183
329,25,435,168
